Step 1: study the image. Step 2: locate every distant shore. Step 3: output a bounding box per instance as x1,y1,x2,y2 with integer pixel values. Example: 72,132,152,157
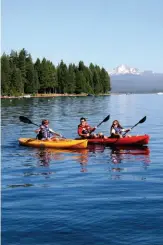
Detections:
1,93,111,99
1,91,162,99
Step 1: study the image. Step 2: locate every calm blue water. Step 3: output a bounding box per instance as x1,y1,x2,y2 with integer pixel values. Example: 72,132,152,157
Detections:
2,94,163,245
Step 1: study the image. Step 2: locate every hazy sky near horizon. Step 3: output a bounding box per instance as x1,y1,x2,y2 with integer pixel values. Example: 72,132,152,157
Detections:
1,0,163,72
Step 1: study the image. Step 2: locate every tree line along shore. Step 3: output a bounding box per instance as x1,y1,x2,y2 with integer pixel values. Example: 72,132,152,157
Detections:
1,48,111,97
1,93,111,99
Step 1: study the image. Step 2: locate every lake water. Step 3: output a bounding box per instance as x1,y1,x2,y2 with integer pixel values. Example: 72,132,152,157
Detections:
1,94,163,245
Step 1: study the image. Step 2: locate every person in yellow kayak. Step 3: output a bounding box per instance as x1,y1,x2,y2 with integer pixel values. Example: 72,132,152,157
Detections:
78,117,105,139
110,120,131,138
35,119,62,141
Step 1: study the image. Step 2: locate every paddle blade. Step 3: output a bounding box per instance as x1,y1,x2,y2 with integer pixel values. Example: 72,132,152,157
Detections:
19,116,39,126
103,114,110,123
139,116,146,124
19,116,33,124
96,114,110,128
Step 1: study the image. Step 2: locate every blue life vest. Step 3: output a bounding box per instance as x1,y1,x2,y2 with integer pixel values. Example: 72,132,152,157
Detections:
37,125,51,139
114,127,123,134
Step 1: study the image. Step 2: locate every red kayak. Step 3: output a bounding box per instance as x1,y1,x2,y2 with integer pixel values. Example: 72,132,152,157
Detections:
87,135,150,146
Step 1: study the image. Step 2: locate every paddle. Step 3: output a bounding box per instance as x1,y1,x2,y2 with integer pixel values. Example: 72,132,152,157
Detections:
123,116,147,137
90,114,110,134
19,116,39,127
19,116,65,138
96,114,110,128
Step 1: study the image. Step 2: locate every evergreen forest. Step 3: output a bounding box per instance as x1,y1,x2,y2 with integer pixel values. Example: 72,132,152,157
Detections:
1,48,111,96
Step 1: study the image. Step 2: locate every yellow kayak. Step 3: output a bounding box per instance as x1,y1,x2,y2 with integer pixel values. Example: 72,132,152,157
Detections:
19,138,88,149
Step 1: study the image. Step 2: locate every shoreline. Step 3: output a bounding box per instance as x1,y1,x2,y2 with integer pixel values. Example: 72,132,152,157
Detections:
1,91,162,99
1,93,111,99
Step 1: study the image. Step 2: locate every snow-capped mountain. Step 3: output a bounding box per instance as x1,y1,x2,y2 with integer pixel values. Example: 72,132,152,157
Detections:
109,64,163,93
109,64,162,76
109,64,140,75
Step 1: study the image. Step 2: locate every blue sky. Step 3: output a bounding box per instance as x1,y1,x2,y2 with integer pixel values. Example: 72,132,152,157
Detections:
1,0,163,72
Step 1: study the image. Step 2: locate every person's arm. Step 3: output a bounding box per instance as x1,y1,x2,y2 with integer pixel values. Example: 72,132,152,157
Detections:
111,128,116,134
35,127,40,133
121,128,131,133
87,124,97,133
49,128,63,137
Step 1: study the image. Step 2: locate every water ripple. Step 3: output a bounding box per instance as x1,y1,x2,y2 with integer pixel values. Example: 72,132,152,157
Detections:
2,95,163,245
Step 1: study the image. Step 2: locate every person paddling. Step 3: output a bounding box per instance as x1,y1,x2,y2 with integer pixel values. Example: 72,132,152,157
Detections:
35,119,62,141
78,117,104,139
110,120,131,138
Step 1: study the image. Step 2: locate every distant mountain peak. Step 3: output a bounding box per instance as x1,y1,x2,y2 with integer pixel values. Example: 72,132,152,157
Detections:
109,64,140,75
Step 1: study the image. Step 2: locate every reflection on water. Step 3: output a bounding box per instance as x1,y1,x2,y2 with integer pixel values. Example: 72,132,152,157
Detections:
35,148,89,167
35,148,90,173
36,150,51,166
33,145,150,175
3,144,151,189
108,146,150,180
7,183,33,188
110,146,150,163
3,144,151,187
88,144,105,153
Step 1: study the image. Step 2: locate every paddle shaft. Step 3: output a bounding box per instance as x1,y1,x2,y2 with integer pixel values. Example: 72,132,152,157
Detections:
31,122,40,127
123,124,138,137
96,121,104,128
96,114,110,128
90,115,110,133
130,122,140,130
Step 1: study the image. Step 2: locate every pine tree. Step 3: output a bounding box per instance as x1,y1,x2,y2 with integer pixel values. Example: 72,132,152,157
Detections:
25,54,39,93
1,54,11,95
92,66,101,94
39,58,49,93
75,70,86,93
100,68,111,93
10,50,19,67
57,60,68,93
18,48,27,85
46,61,58,93
10,65,24,95
66,64,76,93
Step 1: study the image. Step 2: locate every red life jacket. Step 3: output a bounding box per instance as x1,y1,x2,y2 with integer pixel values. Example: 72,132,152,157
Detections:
78,123,94,136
